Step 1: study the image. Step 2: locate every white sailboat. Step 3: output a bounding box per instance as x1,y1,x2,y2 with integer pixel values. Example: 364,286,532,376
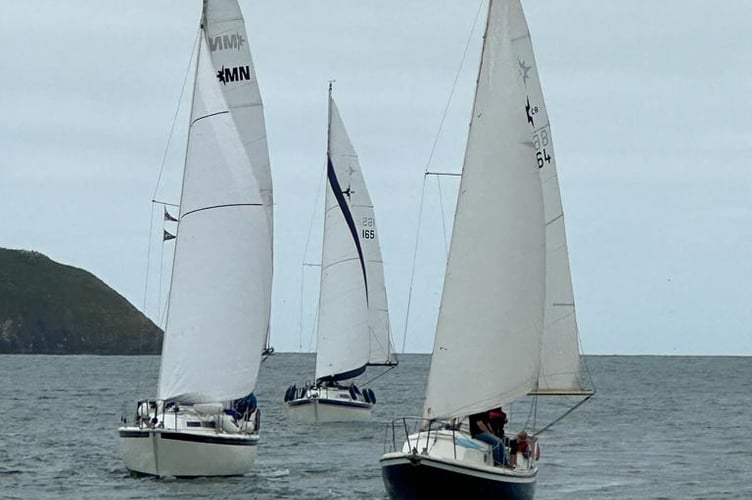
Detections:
118,0,273,478
284,85,398,423
380,0,593,498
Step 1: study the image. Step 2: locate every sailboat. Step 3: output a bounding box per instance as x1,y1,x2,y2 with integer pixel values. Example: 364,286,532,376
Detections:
118,0,274,478
284,84,398,423
380,0,593,498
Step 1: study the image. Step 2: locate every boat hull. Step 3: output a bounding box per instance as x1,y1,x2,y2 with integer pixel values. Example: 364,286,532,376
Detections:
286,396,372,423
118,427,258,477
380,427,536,500
380,452,535,500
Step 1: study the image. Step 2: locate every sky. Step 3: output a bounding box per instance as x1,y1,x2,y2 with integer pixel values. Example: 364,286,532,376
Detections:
1,1,750,355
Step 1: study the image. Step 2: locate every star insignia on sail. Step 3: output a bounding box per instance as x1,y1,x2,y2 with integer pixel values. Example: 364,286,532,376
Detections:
236,34,246,50
216,66,226,85
525,97,535,127
342,163,357,200
518,58,531,85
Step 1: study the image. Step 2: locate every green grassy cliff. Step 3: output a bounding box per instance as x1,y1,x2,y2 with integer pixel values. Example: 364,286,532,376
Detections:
0,248,162,354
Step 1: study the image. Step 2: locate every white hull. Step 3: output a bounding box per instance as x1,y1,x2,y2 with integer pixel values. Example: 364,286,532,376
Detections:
118,401,260,477
285,385,373,423
118,427,258,477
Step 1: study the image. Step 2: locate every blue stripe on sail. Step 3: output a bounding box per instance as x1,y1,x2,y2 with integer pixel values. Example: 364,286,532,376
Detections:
326,155,368,304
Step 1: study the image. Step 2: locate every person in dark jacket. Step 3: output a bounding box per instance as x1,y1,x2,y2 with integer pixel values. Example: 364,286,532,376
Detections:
488,406,508,438
469,411,507,466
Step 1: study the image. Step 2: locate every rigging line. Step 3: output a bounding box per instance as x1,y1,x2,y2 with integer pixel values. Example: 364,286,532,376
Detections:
425,171,462,177
136,202,158,397
158,220,173,331
533,393,594,437
307,305,319,353
300,164,327,352
298,264,305,351
422,0,485,175
579,335,597,394
362,364,398,387
151,28,200,202
136,28,198,375
400,0,485,355
160,291,170,331
154,200,180,208
139,202,156,334
524,394,538,434
158,233,167,325
400,176,428,354
436,176,449,256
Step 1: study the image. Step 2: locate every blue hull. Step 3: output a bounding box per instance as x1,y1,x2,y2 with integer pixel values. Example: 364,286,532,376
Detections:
380,454,535,500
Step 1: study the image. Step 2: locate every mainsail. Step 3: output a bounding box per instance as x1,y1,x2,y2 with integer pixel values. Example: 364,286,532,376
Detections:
506,1,583,392
203,0,275,353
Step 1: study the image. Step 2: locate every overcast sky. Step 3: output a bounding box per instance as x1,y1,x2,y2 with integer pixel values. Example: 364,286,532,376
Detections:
2,1,750,355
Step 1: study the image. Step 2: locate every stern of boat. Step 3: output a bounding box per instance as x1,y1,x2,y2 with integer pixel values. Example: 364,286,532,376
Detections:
284,383,374,423
118,399,260,477
380,417,537,500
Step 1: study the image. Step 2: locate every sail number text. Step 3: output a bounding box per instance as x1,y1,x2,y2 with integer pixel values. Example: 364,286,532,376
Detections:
361,217,375,239
533,129,552,169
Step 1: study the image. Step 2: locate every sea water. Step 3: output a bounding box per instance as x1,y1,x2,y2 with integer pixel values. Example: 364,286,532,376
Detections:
1,354,750,499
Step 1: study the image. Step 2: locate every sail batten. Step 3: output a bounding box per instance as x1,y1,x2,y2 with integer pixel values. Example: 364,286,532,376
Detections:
529,389,594,396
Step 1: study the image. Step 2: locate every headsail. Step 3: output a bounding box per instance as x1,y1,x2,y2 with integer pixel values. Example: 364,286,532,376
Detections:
156,33,271,404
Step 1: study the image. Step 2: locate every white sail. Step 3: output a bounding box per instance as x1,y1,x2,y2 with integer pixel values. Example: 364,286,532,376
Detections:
506,2,583,392
314,93,395,381
422,0,547,421
157,34,271,403
203,0,273,250
365,228,397,367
